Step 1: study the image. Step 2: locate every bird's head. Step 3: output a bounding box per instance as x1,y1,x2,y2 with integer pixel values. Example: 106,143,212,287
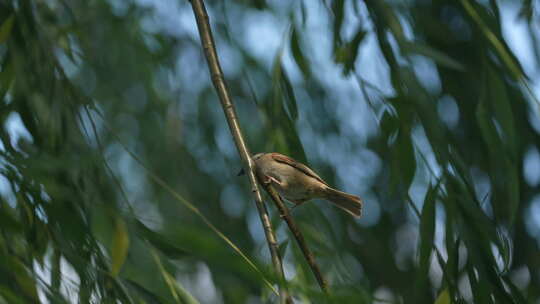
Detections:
237,153,266,176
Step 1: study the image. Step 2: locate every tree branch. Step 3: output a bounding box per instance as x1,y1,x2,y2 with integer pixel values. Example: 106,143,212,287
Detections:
259,182,329,293
188,1,291,303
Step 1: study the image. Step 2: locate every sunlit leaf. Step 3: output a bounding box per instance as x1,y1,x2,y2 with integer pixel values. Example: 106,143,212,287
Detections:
434,289,450,304
111,218,130,277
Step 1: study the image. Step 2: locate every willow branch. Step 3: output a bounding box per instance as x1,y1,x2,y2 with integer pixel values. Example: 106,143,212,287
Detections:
188,1,290,303
260,182,329,293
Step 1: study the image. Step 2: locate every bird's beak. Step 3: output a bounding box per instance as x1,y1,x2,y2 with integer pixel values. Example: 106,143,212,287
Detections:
237,168,245,176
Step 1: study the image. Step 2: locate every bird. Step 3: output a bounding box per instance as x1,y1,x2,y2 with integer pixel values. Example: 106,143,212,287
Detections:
239,152,363,218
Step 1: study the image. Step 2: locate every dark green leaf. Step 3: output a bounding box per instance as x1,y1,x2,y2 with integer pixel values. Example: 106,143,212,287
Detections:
290,28,310,77
414,182,439,302
391,129,416,191
0,15,14,44
379,110,398,138
280,67,298,121
332,0,345,47
334,29,366,75
135,220,189,259
401,41,465,71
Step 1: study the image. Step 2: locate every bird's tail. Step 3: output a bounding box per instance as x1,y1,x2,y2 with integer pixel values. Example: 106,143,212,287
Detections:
323,187,363,218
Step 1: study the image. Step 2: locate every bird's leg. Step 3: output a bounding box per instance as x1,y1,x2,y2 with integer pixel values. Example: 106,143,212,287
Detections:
262,174,282,186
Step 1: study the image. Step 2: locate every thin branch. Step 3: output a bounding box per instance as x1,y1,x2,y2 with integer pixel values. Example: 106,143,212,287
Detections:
260,182,329,293
188,1,290,303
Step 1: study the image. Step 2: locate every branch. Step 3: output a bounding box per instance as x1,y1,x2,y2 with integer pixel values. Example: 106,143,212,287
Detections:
260,182,329,293
188,1,291,303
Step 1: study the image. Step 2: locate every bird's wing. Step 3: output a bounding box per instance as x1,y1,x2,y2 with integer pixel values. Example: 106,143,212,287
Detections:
270,153,329,186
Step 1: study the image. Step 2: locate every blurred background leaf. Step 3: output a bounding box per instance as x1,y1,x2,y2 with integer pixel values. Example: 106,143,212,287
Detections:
0,0,539,303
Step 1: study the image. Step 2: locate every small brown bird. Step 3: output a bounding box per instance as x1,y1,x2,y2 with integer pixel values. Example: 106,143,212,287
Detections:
247,152,363,218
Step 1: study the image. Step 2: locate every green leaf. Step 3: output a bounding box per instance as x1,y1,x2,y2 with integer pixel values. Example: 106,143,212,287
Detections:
485,65,519,224
0,203,22,233
125,279,165,303
0,286,26,304
135,220,189,259
476,70,519,224
486,65,516,155
334,29,366,75
280,67,298,121
151,250,199,304
391,129,416,192
8,257,39,301
268,54,307,162
401,42,465,71
290,28,310,77
415,182,438,302
385,7,406,41
467,262,491,304
278,240,289,258
331,0,345,47
271,56,298,121
0,15,15,44
0,61,14,100
434,289,450,304
111,218,130,277
379,110,399,138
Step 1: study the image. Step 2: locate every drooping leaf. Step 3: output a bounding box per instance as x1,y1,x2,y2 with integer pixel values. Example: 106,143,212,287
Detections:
414,182,439,302
331,0,345,47
0,15,15,44
135,220,189,259
379,110,399,138
280,67,298,121
151,250,199,304
125,279,166,303
290,28,310,77
434,289,450,304
476,70,519,225
391,129,416,192
0,286,26,304
111,218,130,277
334,29,366,75
278,240,289,258
485,65,519,224
267,54,307,162
401,41,465,71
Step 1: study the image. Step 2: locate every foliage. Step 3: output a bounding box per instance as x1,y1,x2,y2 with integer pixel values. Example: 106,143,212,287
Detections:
0,0,539,303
